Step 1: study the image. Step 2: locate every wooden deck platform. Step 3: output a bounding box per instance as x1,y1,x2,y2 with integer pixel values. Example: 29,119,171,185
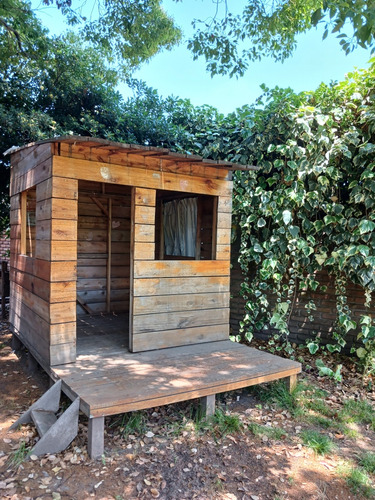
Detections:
44,316,301,457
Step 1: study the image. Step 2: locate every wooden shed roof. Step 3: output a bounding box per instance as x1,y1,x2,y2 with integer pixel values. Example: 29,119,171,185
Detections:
5,135,257,171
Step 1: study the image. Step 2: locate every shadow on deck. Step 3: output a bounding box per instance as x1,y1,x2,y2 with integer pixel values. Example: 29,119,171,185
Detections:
47,315,301,457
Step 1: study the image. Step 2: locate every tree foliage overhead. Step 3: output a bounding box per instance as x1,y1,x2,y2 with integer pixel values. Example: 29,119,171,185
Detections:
188,0,375,76
1,0,181,73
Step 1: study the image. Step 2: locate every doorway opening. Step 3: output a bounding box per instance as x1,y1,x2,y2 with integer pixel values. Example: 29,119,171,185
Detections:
76,180,131,350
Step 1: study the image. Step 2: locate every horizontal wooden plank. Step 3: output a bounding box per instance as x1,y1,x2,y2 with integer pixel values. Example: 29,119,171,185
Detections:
10,255,77,282
77,277,129,291
58,144,230,180
134,224,154,243
77,265,129,279
134,260,230,279
134,205,155,225
133,308,229,334
37,176,78,201
77,300,128,315
216,244,231,261
35,240,77,261
13,142,52,178
10,298,75,345
132,325,229,352
53,156,232,197
78,228,129,243
217,212,232,229
78,217,130,231
11,283,75,324
50,342,76,366
134,188,156,207
133,242,155,260
10,208,21,225
77,289,129,304
216,228,231,245
217,196,232,213
10,194,20,211
10,157,52,196
10,311,51,366
77,254,129,266
36,198,77,220
133,292,230,315
36,219,77,241
10,268,76,303
77,241,128,254
133,276,230,296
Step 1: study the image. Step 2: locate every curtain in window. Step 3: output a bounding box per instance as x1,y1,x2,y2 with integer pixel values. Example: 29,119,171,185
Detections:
163,197,197,257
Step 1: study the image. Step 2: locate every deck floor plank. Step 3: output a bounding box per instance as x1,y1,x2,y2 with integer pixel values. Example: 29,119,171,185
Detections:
51,315,301,417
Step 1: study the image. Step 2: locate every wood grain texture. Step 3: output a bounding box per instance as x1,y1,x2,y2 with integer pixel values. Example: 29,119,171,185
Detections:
133,292,230,315
133,308,229,334
53,156,232,197
50,333,301,417
133,276,230,296
134,260,230,279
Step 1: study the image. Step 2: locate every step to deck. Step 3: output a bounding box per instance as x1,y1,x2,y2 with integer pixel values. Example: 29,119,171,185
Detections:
31,409,57,437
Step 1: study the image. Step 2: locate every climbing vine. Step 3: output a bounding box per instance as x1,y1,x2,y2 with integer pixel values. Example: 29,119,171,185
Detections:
227,61,375,374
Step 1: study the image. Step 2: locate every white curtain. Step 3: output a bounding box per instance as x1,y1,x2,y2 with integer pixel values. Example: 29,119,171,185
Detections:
163,197,197,257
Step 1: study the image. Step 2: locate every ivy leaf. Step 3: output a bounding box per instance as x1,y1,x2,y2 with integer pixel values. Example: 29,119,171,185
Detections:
359,220,375,234
282,209,292,225
257,218,266,227
288,225,300,238
253,243,263,253
307,342,319,354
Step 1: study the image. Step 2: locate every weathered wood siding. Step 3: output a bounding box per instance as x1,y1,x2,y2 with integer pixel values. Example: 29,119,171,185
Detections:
9,145,77,366
77,181,131,314
130,187,232,352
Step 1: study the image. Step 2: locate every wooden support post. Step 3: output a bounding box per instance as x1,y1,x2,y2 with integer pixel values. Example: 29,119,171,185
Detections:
88,416,104,459
11,334,22,352
27,352,39,374
106,198,112,313
200,394,216,417
285,374,298,393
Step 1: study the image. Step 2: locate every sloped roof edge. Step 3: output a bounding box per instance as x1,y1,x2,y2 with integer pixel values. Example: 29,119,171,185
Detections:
4,135,258,171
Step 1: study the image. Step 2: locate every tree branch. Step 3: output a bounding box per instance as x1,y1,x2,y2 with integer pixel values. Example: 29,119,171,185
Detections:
0,17,25,54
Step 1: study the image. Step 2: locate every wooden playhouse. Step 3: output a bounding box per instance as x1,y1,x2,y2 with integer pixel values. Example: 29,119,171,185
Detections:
7,137,300,457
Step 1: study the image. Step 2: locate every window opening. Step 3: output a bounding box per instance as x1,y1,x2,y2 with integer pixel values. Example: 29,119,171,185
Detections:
155,191,217,260
21,187,36,257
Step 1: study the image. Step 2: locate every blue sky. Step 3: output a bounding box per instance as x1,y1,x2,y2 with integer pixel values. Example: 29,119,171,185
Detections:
33,0,372,115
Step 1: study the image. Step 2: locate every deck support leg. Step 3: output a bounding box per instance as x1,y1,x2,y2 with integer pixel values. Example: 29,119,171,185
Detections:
200,394,216,417
285,374,297,393
88,416,104,459
11,334,22,352
27,352,38,374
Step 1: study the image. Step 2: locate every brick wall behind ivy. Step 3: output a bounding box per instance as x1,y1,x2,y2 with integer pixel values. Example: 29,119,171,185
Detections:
0,233,10,262
230,253,364,349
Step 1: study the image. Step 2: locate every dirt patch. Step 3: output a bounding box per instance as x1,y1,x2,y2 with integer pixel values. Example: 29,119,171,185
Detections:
1,320,374,500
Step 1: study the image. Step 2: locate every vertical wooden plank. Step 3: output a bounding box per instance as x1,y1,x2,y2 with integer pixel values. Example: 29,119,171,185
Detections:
212,196,218,260
195,197,202,260
129,187,135,352
106,198,112,313
20,191,27,256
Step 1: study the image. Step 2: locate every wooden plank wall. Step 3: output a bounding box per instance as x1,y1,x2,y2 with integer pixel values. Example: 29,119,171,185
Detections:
131,187,232,352
9,145,78,366
77,181,131,315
